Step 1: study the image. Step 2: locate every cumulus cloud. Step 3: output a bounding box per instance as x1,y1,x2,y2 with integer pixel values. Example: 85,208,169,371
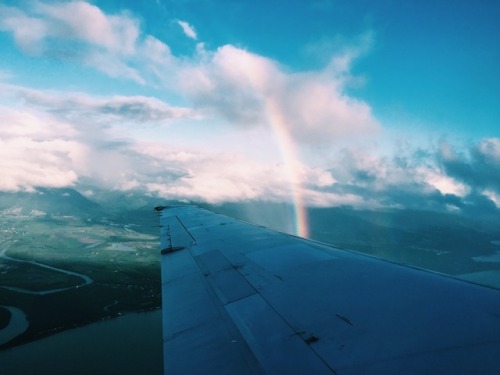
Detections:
0,1,139,54
129,142,341,204
0,5,47,53
0,85,344,204
1,1,496,217
0,105,84,191
311,139,500,214
0,83,193,193
1,81,499,214
180,44,380,144
0,1,379,147
37,1,139,54
0,99,178,193
0,136,80,191
0,1,152,83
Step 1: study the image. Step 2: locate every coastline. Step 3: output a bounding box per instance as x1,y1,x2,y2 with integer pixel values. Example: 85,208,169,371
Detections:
0,305,159,350
0,309,163,375
0,306,29,346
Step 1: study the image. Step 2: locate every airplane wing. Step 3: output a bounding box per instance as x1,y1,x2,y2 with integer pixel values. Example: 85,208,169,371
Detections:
158,205,500,374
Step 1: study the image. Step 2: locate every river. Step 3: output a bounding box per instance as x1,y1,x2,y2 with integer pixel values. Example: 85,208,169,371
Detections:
0,245,94,295
0,307,29,346
0,310,163,375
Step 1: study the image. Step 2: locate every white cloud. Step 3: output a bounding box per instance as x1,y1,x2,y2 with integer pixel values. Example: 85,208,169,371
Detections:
2,2,496,215
0,108,83,191
1,83,194,125
477,138,500,163
33,1,140,55
0,81,497,213
177,20,197,40
0,86,345,204
0,2,417,209
0,1,146,81
0,1,139,53
83,51,146,84
179,44,380,145
0,5,47,53
142,35,173,64
139,151,340,205
0,2,379,146
483,190,500,208
420,168,469,197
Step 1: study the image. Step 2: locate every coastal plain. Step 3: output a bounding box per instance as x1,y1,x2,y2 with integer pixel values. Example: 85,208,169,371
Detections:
0,209,161,349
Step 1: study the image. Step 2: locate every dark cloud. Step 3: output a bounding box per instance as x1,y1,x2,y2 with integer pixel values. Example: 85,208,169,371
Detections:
322,144,500,216
2,84,193,125
439,139,500,193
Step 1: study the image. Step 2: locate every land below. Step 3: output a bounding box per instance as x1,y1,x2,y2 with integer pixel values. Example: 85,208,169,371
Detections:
1,187,499,350
0,188,162,349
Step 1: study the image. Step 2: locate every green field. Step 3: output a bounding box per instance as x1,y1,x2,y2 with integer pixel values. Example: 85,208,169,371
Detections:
0,211,161,349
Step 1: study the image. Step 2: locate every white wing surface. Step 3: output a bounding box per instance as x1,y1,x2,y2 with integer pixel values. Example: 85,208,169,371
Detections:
159,206,500,374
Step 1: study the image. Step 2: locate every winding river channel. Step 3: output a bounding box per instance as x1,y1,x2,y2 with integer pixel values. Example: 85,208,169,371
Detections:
0,245,94,346
0,307,28,346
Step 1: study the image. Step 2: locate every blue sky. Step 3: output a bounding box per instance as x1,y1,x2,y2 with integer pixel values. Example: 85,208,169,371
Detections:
0,0,499,216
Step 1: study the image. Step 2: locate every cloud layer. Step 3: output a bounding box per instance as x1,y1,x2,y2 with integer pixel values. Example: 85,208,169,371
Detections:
0,1,379,144
0,1,498,216
180,44,379,144
0,88,339,204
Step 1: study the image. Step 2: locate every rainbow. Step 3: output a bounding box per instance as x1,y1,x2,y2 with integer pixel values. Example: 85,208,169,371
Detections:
266,98,309,238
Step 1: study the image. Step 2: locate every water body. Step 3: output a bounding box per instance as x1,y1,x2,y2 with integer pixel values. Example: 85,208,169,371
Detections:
0,245,98,348
0,310,163,375
0,306,29,346
473,250,500,263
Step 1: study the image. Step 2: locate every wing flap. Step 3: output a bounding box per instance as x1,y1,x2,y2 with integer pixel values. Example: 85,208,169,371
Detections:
226,293,333,374
160,214,263,374
195,250,257,305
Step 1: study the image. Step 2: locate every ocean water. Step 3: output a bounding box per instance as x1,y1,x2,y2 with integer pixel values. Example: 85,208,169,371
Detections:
0,310,163,375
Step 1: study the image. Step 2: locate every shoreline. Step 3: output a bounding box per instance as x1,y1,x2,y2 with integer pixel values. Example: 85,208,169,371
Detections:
0,306,160,351
0,306,29,347
0,309,163,375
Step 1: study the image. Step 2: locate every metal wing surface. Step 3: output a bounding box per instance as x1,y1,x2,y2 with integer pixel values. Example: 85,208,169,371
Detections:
159,206,500,374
